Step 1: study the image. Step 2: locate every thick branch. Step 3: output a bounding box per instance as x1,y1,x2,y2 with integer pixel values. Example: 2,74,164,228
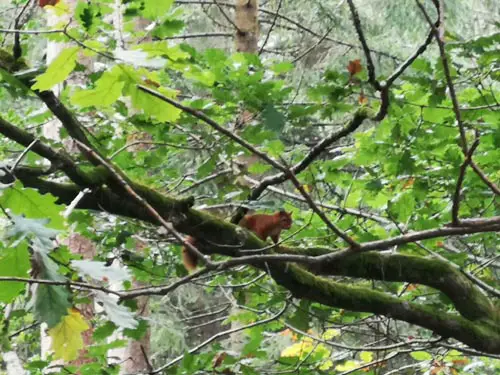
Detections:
2,137,499,354
301,251,496,321
271,264,500,354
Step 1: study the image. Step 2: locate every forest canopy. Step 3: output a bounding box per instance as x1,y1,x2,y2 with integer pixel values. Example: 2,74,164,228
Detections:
0,0,499,374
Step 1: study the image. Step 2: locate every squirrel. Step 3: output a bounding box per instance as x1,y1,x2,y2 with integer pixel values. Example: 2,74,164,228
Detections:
182,210,293,271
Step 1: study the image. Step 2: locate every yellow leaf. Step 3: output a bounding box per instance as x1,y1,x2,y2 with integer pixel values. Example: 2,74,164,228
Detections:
280,341,314,358
322,328,340,340
336,360,360,372
48,308,90,361
319,359,333,370
360,351,374,363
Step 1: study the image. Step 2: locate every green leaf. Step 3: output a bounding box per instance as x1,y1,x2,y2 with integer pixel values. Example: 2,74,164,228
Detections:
410,351,433,361
242,327,264,356
248,162,272,174
0,181,65,229
138,42,190,60
0,242,30,302
70,68,125,108
389,191,416,222
31,47,79,91
123,319,149,340
33,282,71,328
31,251,71,328
152,19,185,39
271,62,294,74
262,103,286,132
264,139,285,158
129,85,182,122
286,300,310,331
92,321,117,341
360,351,374,362
422,107,453,123
142,0,174,19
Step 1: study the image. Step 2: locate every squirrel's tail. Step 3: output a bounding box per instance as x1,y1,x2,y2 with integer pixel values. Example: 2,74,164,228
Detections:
182,236,198,272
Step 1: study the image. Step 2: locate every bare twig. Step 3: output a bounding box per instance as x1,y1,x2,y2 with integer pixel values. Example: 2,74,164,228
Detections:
452,138,480,225
469,162,500,195
259,0,283,55
140,345,154,373
162,32,232,40
292,24,334,64
0,27,63,34
280,158,360,249
0,276,121,296
416,0,500,196
9,138,38,173
212,0,240,31
346,0,381,90
386,28,435,87
137,85,286,172
151,303,288,373
179,168,232,194
109,141,202,159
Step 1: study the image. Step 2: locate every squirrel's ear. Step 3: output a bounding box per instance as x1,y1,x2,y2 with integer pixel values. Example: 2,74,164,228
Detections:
288,211,292,216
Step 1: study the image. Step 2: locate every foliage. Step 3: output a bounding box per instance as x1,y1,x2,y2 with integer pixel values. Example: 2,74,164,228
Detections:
0,0,499,374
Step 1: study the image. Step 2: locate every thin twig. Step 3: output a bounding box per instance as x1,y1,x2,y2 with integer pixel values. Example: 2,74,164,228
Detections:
280,158,360,249
259,0,283,55
9,138,38,173
385,28,435,87
292,24,334,64
416,0,499,196
150,302,288,373
452,138,480,225
346,0,381,90
162,32,232,40
179,168,232,194
0,27,63,34
74,140,213,269
212,0,240,31
137,85,286,171
109,141,202,159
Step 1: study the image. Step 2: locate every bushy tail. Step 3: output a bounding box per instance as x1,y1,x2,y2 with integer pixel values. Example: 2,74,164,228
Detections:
182,236,198,272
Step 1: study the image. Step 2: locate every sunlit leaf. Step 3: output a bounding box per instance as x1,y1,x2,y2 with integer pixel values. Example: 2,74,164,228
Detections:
0,242,30,302
48,308,90,361
31,47,79,91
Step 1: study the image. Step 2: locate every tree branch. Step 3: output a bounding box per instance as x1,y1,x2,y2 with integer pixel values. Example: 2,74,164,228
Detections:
346,0,380,91
416,0,500,196
137,85,286,172
232,109,370,223
452,138,480,225
2,126,499,353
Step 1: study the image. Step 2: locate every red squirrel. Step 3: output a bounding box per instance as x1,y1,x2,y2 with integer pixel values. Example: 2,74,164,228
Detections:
182,210,292,271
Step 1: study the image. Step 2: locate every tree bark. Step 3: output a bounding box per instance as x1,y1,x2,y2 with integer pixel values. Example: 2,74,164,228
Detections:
235,0,259,53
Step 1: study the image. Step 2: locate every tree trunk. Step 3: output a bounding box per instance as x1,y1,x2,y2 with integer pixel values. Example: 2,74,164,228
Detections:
235,0,259,53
